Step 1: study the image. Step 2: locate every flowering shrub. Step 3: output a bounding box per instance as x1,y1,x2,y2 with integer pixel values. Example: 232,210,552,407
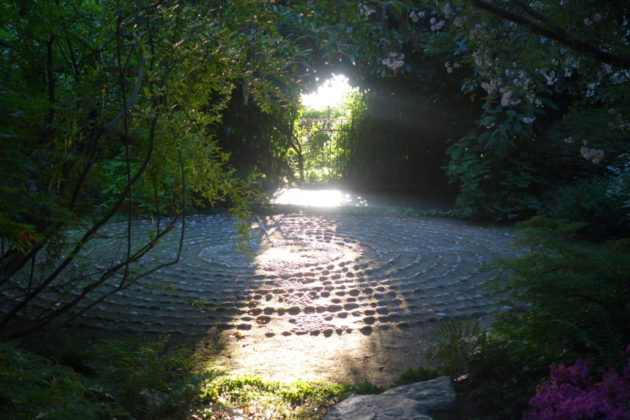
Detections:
526,347,630,419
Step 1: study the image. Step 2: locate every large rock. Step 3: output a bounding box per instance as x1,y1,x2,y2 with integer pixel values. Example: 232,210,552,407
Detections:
325,376,455,420
324,394,432,420
382,376,456,411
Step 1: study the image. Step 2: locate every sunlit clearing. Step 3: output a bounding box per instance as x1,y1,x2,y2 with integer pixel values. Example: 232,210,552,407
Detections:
208,220,369,383
272,188,368,207
301,74,353,110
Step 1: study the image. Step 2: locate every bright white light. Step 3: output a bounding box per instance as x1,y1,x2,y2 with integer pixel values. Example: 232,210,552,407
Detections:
301,74,352,110
272,188,349,207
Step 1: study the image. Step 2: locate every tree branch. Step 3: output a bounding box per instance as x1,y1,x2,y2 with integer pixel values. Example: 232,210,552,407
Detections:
0,115,158,333
471,0,630,68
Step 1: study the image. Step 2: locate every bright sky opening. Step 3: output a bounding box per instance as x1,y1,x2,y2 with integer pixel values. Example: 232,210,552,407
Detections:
301,74,353,110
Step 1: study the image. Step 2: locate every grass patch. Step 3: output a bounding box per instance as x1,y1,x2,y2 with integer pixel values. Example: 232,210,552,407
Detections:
353,381,383,395
390,366,441,388
351,367,441,396
196,374,350,419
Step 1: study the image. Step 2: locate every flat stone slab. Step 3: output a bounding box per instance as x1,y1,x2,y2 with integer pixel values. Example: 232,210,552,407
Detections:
382,376,455,411
324,395,432,420
325,376,455,420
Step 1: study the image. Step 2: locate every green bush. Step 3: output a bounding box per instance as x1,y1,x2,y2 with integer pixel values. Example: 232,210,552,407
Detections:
490,217,630,370
425,320,534,419
1,336,212,420
446,130,545,222
0,341,121,420
545,176,628,238
83,338,209,420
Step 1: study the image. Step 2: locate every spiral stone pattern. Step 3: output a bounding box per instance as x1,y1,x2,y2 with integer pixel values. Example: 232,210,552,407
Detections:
39,214,516,336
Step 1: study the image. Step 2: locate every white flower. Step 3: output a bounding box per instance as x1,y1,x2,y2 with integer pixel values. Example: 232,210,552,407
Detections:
584,18,593,26
383,53,405,70
431,19,445,31
409,11,420,23
481,81,495,94
580,146,604,164
442,3,452,18
544,70,557,86
361,6,375,17
522,116,535,124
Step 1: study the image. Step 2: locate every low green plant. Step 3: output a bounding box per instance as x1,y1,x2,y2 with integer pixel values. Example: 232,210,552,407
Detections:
10,335,213,420
199,374,349,419
84,338,210,420
425,321,536,419
351,367,440,397
427,319,487,377
390,366,440,388
353,381,382,394
0,340,121,420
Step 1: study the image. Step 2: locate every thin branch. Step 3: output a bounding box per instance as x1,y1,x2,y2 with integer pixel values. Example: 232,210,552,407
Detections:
0,115,158,332
176,149,186,263
45,35,56,125
511,0,559,31
19,217,180,337
28,144,189,334
116,13,134,286
103,51,145,132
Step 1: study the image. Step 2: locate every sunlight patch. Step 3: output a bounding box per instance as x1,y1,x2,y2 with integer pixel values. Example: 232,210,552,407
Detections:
301,74,353,110
271,188,360,207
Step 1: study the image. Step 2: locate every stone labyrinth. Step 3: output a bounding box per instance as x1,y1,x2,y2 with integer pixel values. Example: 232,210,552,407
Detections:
59,214,516,336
